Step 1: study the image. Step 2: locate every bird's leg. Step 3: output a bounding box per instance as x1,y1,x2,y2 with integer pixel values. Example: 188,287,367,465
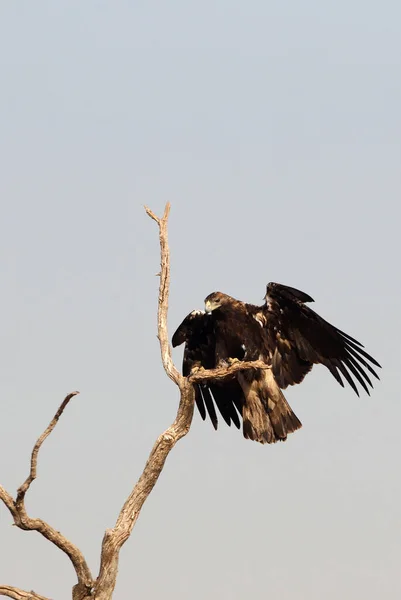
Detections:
190,364,205,375
227,357,241,366
215,357,242,369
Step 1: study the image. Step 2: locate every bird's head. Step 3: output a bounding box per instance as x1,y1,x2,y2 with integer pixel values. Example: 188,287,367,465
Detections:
204,292,232,313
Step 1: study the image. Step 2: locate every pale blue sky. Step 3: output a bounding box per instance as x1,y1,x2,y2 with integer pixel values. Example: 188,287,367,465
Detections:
0,2,400,599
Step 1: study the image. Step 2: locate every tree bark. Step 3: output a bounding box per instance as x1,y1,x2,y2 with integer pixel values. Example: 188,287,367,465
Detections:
1,203,191,600
0,203,266,600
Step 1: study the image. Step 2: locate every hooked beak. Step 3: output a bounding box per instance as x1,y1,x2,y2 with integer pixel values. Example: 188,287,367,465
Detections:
205,300,212,314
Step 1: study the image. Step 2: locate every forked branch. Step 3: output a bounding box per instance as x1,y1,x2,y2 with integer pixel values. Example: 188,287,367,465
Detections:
0,393,93,600
1,203,268,600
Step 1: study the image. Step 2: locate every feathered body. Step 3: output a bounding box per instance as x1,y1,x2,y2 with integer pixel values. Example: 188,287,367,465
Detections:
172,282,381,444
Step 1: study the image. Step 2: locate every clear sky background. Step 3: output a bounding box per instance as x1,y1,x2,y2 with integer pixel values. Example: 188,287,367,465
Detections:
0,2,400,599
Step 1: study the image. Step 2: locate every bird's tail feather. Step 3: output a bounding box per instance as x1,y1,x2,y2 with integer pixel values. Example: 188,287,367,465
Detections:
239,369,302,444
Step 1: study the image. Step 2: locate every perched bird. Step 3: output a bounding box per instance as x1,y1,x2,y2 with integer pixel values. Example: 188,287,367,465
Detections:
172,282,381,444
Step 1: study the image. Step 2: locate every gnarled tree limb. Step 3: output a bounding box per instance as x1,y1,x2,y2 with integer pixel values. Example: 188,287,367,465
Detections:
0,393,93,600
94,203,191,599
16,392,79,505
1,203,268,600
144,203,182,385
0,485,16,516
0,585,49,600
189,360,270,383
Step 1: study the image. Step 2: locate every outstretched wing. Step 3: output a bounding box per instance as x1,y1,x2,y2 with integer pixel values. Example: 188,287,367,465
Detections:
172,311,243,429
260,282,381,395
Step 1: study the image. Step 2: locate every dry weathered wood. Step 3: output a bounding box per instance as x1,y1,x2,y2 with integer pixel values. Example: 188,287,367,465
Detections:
0,485,16,516
0,393,93,600
94,203,191,599
189,360,270,383
0,585,50,600
0,203,266,600
16,392,79,504
95,380,194,599
144,203,182,385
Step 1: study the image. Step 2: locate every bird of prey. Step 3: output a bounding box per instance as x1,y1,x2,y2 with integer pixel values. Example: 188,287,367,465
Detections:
172,282,381,444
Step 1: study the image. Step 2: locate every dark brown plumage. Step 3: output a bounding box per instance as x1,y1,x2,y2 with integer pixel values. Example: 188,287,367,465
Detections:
171,310,244,430
172,282,381,444
258,282,381,396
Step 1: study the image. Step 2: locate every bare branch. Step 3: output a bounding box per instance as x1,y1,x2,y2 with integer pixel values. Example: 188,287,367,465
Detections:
17,391,80,503
94,204,193,599
144,205,160,225
96,379,194,599
2,205,200,600
145,203,182,386
0,392,94,598
0,485,17,517
189,360,270,383
10,510,93,595
0,496,92,596
0,585,49,600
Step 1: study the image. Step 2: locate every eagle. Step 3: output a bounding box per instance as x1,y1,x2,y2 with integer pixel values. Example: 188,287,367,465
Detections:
172,282,381,444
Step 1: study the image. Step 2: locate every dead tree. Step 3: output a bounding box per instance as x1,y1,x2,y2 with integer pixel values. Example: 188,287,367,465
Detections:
0,204,266,600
